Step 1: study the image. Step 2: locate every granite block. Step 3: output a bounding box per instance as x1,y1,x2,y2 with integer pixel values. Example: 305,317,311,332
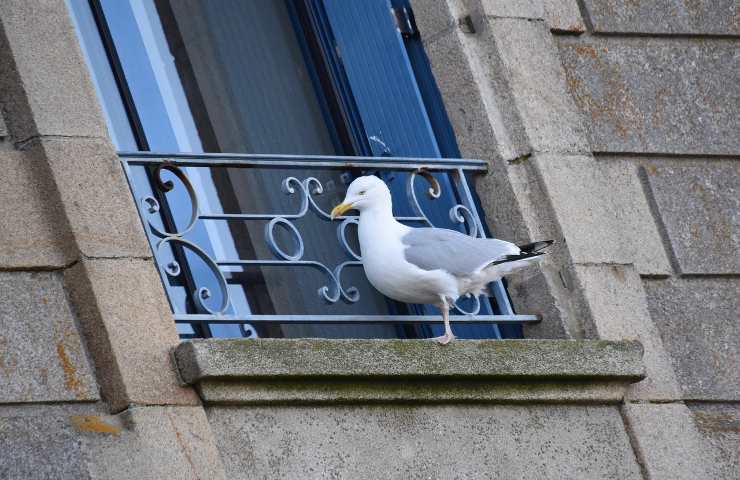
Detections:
409,0,457,40
645,277,740,400
207,404,642,479
0,0,107,140
623,403,716,479
582,0,740,35
0,150,76,268
64,258,199,411
558,36,740,155
644,161,739,274
489,18,590,154
0,271,98,403
482,0,544,19
544,0,585,33
688,402,740,480
574,264,681,400
34,137,152,260
534,154,671,275
0,405,225,480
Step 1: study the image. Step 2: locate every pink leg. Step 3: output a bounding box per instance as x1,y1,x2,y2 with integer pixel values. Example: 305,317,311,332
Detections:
431,300,455,345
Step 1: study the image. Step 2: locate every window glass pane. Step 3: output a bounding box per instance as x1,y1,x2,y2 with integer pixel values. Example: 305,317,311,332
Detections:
99,0,337,155
66,0,138,150
162,0,338,155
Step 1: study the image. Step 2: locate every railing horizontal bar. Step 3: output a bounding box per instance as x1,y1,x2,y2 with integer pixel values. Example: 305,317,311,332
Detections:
216,260,349,266
174,314,540,324
119,151,488,171
199,213,427,222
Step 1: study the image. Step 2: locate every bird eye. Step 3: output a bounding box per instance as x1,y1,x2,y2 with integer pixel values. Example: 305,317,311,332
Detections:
359,190,366,195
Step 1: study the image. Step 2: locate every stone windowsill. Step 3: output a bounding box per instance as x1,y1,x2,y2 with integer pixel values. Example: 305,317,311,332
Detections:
173,339,645,405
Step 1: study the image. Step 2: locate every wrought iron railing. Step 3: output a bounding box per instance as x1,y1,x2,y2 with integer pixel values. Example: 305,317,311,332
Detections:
119,152,538,336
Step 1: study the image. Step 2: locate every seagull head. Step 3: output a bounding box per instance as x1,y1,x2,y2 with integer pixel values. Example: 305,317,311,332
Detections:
330,175,391,219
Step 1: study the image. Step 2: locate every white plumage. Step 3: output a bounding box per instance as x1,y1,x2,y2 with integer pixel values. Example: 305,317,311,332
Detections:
331,176,551,344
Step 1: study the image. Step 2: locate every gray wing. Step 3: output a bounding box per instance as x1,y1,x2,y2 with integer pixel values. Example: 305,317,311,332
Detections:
401,228,519,276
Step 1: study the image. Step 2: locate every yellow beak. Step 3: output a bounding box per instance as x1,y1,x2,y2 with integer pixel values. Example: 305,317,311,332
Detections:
330,202,354,220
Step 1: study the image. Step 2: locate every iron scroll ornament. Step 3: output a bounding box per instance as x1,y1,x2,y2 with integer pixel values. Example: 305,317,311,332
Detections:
141,163,231,315
142,164,483,315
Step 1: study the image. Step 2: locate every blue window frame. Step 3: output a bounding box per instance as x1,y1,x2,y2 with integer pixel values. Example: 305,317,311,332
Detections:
67,0,530,340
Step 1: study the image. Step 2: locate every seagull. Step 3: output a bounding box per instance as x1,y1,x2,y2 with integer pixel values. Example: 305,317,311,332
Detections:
330,175,552,344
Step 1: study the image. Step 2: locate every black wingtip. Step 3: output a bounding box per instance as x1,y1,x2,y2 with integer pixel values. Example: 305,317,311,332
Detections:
490,251,546,266
517,240,555,253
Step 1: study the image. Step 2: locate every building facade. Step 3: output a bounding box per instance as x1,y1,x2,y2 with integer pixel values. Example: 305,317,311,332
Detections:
0,0,737,478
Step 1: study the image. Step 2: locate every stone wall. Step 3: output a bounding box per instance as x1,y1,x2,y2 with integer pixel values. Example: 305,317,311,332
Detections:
555,1,740,476
0,1,226,478
208,404,643,480
413,0,738,477
0,0,736,478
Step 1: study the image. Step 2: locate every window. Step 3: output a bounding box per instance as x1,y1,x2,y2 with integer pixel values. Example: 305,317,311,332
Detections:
68,0,534,339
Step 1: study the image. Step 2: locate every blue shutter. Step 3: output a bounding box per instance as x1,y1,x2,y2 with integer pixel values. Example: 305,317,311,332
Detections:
323,1,504,339
322,0,440,158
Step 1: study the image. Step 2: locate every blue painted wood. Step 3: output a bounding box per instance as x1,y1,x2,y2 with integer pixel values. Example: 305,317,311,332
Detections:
389,0,461,159
388,0,515,338
323,0,440,159
323,0,502,339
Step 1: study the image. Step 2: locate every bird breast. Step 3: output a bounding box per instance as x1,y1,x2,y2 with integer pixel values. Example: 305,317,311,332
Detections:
357,217,459,305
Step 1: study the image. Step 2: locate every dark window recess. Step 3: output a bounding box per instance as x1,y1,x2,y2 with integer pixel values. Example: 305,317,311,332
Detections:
67,0,530,340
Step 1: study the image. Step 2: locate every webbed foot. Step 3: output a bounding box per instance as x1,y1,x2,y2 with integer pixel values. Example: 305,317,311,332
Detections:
431,332,456,345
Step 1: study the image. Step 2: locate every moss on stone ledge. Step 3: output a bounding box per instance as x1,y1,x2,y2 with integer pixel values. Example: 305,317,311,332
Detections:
174,338,645,384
